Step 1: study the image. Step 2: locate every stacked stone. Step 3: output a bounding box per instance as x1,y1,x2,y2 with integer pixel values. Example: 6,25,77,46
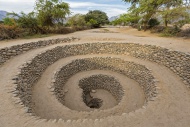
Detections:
12,41,190,120
79,75,124,105
0,37,79,65
53,58,155,107
61,43,190,87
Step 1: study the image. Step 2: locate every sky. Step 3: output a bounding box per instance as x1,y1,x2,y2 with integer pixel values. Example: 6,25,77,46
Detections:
0,0,129,17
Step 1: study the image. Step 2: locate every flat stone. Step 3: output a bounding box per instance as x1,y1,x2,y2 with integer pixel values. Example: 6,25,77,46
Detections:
91,90,96,93
64,89,68,93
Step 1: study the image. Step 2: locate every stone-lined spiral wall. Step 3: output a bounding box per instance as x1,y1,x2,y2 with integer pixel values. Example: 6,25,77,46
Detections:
79,75,124,103
0,37,79,65
79,75,123,108
12,41,190,121
53,58,155,110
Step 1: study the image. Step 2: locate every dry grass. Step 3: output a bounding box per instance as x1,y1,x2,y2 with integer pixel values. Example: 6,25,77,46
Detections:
0,24,24,40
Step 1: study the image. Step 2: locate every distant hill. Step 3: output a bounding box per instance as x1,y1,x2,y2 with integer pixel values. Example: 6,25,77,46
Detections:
109,15,120,22
0,10,8,21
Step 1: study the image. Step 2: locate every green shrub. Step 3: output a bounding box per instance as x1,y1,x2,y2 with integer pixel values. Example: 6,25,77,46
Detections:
67,14,87,27
148,18,160,28
161,26,181,37
3,17,16,26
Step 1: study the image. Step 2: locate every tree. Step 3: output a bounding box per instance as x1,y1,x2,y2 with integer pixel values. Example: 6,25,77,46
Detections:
111,18,123,26
3,17,16,26
158,0,186,27
123,0,188,30
9,12,45,34
160,6,189,27
87,19,98,28
67,14,87,27
148,18,160,28
85,10,109,28
123,0,160,30
35,0,70,27
111,13,140,26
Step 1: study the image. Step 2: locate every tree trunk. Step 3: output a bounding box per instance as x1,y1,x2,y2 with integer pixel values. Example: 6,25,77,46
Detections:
164,14,168,27
143,21,148,31
164,20,168,27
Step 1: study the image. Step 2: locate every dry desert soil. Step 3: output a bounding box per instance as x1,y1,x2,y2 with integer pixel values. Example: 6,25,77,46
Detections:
0,27,190,127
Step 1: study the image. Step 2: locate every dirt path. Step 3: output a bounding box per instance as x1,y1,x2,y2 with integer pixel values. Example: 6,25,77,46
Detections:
1,27,190,53
0,27,190,127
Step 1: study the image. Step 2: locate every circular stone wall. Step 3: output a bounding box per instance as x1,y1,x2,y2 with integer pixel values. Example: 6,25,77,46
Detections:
79,75,123,109
7,40,190,126
14,55,156,120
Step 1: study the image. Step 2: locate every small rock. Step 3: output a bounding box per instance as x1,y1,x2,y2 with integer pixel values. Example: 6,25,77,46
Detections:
64,89,68,93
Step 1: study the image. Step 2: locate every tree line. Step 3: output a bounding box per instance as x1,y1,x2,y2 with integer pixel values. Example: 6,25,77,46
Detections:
111,0,190,36
0,0,109,40
1,0,190,40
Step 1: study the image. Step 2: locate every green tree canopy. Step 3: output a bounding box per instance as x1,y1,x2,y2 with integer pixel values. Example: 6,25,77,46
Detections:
160,6,189,27
3,17,16,26
35,0,70,27
67,14,86,27
123,0,189,30
9,12,44,34
85,10,109,28
111,13,140,26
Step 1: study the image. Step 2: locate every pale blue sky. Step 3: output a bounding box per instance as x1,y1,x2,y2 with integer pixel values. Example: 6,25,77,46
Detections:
0,0,129,17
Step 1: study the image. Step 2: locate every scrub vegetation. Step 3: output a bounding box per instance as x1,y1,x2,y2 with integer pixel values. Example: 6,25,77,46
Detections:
0,0,109,40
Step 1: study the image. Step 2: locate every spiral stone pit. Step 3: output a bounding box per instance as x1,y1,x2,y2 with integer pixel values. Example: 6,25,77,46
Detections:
1,28,190,127
11,42,190,119
79,75,123,109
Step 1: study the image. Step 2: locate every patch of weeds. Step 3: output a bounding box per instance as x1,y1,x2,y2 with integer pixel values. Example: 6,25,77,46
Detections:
102,29,109,32
160,26,181,37
22,34,55,39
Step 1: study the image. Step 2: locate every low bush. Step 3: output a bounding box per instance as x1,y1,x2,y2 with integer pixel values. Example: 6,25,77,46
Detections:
150,25,182,37
148,18,160,28
177,28,190,37
161,26,181,37
48,27,75,34
150,25,165,33
0,24,90,40
47,26,89,34
0,24,24,40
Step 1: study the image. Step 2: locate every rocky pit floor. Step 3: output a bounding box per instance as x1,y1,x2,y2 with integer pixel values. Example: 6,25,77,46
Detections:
0,27,190,127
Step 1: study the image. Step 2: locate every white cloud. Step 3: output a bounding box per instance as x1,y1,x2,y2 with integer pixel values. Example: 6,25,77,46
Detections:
71,8,126,17
0,0,128,17
65,1,128,17
71,9,88,15
65,1,127,9
0,0,35,13
105,8,127,17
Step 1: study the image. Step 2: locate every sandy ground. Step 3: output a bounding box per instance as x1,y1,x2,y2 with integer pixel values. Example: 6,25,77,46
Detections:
1,27,190,53
0,27,190,127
